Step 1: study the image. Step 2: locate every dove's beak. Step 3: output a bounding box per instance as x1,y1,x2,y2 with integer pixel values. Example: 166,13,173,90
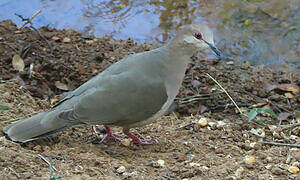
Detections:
203,39,221,57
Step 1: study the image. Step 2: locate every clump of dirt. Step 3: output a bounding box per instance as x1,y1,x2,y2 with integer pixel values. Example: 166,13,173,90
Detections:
0,20,299,179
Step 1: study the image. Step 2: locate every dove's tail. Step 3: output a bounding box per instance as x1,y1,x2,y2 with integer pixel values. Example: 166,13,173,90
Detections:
3,108,77,143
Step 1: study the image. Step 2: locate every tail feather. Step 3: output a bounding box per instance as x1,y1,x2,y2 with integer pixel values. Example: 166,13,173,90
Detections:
3,109,76,143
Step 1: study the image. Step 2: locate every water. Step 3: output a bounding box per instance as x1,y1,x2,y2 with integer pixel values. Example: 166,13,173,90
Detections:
0,0,299,72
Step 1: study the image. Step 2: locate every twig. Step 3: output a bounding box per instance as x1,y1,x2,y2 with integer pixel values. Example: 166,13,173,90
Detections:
38,154,57,171
241,89,290,113
172,112,179,121
38,154,58,179
178,97,215,105
30,25,53,53
206,103,251,111
206,73,243,115
162,172,173,180
249,131,266,138
7,167,20,178
175,122,193,130
262,141,300,148
280,122,300,130
175,93,223,101
15,10,53,53
0,42,18,52
18,8,44,29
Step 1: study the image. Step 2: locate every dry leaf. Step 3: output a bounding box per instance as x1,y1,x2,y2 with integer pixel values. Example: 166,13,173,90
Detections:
265,84,277,92
250,102,267,108
52,36,60,41
284,92,294,98
91,64,98,74
55,81,69,91
262,104,272,110
121,139,131,147
277,84,300,93
77,64,87,74
267,83,300,93
12,54,25,71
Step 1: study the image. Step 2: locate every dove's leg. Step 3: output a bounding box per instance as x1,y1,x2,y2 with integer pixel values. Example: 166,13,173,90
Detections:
93,125,123,143
123,128,157,145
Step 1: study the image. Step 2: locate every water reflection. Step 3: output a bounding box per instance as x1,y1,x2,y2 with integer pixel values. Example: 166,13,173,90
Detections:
0,0,299,71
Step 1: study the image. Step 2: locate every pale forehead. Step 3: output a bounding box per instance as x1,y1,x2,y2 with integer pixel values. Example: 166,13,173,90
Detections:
184,23,210,33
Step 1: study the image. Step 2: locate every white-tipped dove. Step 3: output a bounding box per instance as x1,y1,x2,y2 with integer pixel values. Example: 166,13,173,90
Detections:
3,24,221,144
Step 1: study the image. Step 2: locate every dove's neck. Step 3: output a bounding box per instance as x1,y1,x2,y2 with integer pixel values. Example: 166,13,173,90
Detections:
156,45,192,102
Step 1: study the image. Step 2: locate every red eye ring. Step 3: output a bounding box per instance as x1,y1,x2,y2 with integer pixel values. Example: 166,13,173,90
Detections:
194,33,202,40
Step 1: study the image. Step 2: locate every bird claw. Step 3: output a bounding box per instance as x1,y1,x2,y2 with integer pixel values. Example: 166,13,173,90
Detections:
92,125,158,145
125,132,158,145
92,125,123,144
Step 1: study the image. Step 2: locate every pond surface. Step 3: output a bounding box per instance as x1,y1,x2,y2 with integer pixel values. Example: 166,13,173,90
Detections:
0,0,299,72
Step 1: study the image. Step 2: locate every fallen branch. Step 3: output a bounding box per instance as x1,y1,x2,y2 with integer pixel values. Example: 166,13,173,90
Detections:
262,141,300,148
18,8,44,29
15,9,53,53
175,93,223,101
178,96,215,105
280,122,300,130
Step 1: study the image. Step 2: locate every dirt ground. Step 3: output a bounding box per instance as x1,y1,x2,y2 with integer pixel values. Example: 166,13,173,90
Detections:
0,20,299,179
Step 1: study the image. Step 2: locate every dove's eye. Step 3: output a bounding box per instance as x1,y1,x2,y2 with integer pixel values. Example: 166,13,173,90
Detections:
194,33,202,40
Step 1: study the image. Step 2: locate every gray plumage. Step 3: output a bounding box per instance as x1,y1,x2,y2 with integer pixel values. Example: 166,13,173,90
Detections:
3,24,218,143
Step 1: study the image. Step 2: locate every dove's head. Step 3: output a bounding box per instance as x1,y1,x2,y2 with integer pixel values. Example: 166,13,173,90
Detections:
169,24,221,56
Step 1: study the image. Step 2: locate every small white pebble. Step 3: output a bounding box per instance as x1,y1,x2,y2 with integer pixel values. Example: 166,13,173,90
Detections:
123,171,137,177
0,136,7,142
266,156,272,163
202,166,209,171
116,166,126,174
249,142,256,148
292,162,300,168
217,121,226,128
250,128,265,137
157,159,165,167
256,128,265,137
268,125,277,131
235,167,244,177
290,135,298,140
208,122,216,127
189,162,200,167
265,164,272,169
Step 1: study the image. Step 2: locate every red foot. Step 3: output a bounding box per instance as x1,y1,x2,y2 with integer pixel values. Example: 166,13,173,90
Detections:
125,132,157,145
93,126,157,145
93,125,123,143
